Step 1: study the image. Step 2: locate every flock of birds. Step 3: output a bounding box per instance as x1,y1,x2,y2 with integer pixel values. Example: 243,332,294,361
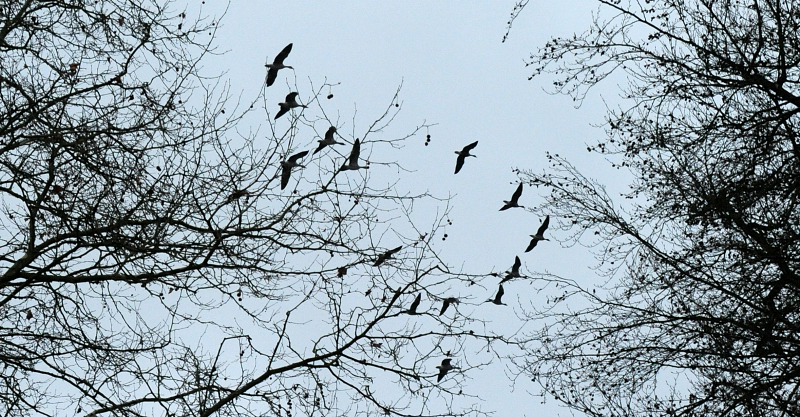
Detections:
256,43,374,193
262,43,552,384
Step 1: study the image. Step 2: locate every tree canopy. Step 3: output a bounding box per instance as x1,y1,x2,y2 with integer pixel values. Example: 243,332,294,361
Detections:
512,0,800,416
0,2,516,417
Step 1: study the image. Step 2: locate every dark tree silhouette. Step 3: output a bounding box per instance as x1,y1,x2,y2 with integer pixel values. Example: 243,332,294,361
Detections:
0,2,511,417
509,1,800,417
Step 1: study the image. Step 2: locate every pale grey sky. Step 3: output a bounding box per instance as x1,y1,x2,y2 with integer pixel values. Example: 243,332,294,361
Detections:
200,2,626,415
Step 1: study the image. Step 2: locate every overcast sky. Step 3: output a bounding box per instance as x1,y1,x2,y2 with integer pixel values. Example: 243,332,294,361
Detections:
200,2,625,415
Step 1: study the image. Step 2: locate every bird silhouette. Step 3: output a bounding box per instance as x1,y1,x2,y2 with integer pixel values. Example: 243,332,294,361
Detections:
266,43,293,87
275,92,307,120
403,293,422,315
436,358,454,382
340,139,369,171
313,126,344,154
373,246,402,266
500,256,522,284
439,297,460,316
499,183,524,210
525,215,550,252
280,151,309,190
454,141,478,174
226,189,250,203
488,284,506,305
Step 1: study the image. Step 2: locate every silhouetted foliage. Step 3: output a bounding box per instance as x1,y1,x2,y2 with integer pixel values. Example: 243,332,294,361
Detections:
0,2,512,416
512,1,800,416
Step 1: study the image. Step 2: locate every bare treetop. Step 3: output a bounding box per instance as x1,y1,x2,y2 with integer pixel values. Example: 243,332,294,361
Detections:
0,2,519,417
510,1,800,416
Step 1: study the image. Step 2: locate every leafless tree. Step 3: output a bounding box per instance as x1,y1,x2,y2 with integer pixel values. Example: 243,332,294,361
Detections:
0,1,514,417
508,1,800,416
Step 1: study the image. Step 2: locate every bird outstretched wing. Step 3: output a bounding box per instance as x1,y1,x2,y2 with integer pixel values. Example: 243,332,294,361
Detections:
454,154,466,174
275,106,289,120
511,183,523,202
511,256,521,274
313,141,328,154
537,215,550,236
437,358,453,381
349,139,361,165
439,300,450,316
289,150,308,164
325,126,336,141
267,68,279,87
409,293,421,314
274,43,293,65
280,165,291,189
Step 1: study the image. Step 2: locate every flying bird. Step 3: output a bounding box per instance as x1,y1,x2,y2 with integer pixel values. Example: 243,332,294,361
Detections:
499,183,524,211
403,293,422,315
488,284,506,305
454,141,478,174
439,297,460,316
436,358,454,382
275,92,307,120
373,246,402,266
525,215,550,252
280,150,309,190
500,256,522,284
340,139,369,171
266,43,293,87
225,189,250,203
313,126,344,154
